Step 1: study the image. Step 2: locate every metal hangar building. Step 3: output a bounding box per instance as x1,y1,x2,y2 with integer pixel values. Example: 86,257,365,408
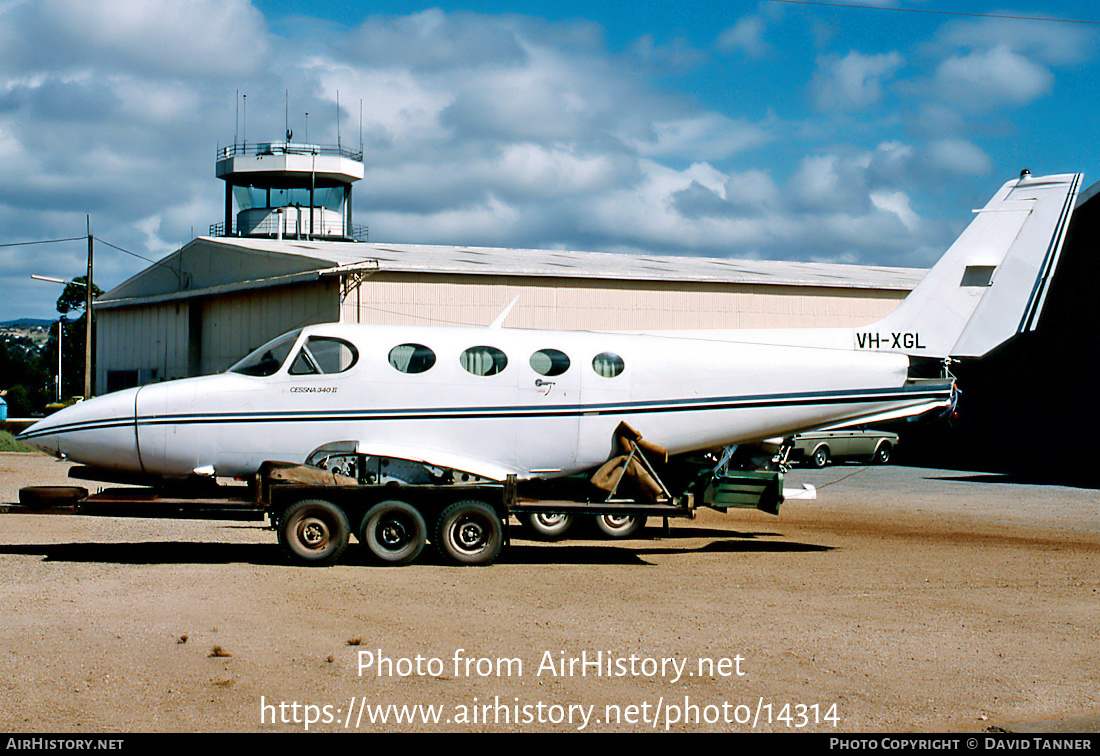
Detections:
93,237,924,392
93,137,924,392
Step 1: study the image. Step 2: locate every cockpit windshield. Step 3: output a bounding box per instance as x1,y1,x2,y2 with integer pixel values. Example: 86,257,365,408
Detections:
229,330,302,376
288,336,359,375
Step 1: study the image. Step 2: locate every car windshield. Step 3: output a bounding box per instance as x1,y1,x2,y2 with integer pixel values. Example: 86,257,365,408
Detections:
228,330,302,376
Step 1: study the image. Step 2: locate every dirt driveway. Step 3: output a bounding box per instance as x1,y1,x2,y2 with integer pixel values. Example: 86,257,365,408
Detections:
0,452,1096,733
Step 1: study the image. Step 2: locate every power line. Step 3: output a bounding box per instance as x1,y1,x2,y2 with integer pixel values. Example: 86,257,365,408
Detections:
0,236,86,248
767,0,1100,25
94,237,156,263
0,234,156,265
98,237,192,290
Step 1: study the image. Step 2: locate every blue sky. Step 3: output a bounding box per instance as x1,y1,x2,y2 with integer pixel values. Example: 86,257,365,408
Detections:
1,0,1098,321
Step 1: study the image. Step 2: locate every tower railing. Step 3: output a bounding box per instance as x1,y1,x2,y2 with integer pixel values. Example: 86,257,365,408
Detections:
216,142,363,162
208,221,368,241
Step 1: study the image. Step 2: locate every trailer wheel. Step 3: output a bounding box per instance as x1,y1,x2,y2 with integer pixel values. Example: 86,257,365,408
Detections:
360,500,426,566
436,500,502,566
521,512,574,540
594,514,646,539
18,486,88,508
278,499,350,567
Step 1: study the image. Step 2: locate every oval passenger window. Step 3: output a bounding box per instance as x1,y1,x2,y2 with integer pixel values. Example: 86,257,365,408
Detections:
460,346,508,376
592,352,625,378
388,343,437,374
530,349,570,377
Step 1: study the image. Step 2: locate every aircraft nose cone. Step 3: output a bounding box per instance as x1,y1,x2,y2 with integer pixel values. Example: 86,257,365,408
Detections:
17,389,141,472
17,420,58,456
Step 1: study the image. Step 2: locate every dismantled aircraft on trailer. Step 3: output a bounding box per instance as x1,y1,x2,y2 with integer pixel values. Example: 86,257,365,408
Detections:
20,172,1082,486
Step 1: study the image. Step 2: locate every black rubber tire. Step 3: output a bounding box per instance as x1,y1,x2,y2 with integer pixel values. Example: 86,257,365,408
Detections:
811,446,830,468
360,500,426,566
435,500,503,566
873,443,892,465
521,512,574,540
593,514,646,539
277,499,350,567
18,486,87,508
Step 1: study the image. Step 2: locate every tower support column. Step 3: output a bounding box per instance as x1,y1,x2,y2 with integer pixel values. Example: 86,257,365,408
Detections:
224,181,233,236
345,185,352,238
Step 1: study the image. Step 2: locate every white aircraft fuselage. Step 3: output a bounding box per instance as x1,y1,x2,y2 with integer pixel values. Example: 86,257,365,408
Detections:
20,172,1082,483
21,325,950,481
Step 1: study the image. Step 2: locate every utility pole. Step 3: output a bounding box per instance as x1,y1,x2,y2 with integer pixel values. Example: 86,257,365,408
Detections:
85,216,93,398
56,321,62,403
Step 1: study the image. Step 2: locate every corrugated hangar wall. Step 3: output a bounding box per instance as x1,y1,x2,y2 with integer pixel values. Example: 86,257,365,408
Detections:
96,280,340,391
96,301,192,390
339,273,907,331
95,250,913,392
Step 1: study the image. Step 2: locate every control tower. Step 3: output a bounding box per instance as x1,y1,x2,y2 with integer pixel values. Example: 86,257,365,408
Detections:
213,140,366,240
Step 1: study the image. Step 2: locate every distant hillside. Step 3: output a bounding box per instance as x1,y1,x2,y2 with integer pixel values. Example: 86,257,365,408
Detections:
0,319,53,329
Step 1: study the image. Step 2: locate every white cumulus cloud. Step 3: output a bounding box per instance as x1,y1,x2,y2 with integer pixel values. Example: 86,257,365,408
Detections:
813,51,903,111
717,15,770,58
926,139,992,176
934,45,1052,113
38,0,269,77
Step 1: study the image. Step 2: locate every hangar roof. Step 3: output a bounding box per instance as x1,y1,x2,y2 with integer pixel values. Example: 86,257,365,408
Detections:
97,236,925,309
210,236,924,289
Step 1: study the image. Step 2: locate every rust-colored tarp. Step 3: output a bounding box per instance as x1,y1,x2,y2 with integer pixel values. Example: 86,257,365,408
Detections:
590,422,668,501
260,460,359,487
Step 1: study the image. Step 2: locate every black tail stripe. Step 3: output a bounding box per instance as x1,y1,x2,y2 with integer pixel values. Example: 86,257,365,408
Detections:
1020,173,1081,333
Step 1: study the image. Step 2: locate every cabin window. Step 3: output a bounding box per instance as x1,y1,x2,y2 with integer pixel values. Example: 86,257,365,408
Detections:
530,349,570,377
592,352,625,378
230,330,302,376
289,337,359,375
460,346,508,376
389,343,437,374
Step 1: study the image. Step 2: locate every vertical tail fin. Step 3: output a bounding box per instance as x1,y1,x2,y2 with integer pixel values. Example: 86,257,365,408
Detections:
859,172,1082,358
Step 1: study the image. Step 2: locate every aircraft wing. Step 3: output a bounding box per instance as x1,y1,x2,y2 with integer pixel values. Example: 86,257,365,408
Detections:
344,442,520,482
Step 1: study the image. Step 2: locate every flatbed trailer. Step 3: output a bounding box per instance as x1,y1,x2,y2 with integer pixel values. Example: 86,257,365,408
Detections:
8,459,787,567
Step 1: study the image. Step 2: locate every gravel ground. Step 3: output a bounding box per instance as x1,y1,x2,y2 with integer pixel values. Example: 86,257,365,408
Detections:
0,451,1097,733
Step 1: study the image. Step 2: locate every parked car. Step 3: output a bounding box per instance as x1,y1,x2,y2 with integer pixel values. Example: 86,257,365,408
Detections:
788,429,899,468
